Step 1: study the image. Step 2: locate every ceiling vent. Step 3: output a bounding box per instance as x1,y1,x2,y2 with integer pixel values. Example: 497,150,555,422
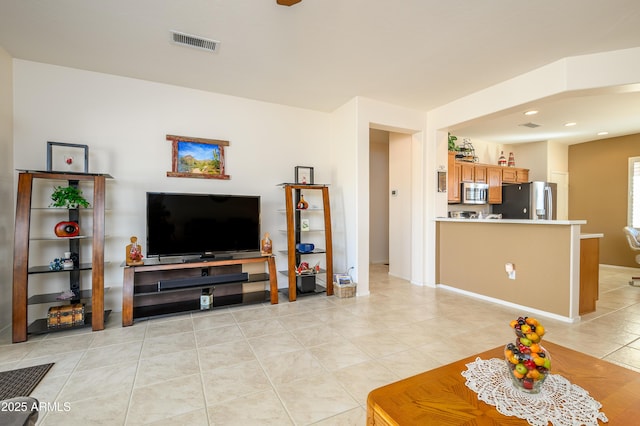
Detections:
519,122,541,128
170,31,219,53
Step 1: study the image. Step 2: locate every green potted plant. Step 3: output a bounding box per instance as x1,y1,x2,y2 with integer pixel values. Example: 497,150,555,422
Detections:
448,133,458,151
49,185,91,208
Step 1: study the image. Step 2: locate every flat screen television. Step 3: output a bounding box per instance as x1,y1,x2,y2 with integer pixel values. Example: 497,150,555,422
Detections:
146,192,261,258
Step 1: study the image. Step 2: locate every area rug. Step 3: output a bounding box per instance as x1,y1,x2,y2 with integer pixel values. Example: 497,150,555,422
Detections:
0,363,54,400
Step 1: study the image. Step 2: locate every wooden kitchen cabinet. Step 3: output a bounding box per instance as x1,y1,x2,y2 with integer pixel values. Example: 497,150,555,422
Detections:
516,168,529,183
460,162,475,182
579,237,600,315
502,167,529,184
487,166,503,204
502,167,517,183
447,152,461,203
448,155,527,204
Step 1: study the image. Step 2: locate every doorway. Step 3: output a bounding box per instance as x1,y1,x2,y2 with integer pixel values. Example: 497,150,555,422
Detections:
369,128,412,280
550,171,569,220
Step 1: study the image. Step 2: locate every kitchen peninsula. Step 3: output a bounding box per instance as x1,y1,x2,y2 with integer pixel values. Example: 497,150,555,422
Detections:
436,218,602,321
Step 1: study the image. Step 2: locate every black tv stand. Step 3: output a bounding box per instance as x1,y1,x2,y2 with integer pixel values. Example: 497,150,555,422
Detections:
122,255,278,326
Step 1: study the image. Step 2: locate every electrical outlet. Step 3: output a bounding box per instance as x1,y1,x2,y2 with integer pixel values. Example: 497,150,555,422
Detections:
505,263,516,280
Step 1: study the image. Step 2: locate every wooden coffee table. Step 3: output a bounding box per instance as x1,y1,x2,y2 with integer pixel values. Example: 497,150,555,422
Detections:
367,341,640,425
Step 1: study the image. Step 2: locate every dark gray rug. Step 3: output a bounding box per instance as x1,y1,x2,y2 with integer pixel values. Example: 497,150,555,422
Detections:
0,363,54,400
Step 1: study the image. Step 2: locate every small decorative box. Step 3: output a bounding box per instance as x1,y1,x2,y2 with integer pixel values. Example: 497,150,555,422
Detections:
47,303,85,328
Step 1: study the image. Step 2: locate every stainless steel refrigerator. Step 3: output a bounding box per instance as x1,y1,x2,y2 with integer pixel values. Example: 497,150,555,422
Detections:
492,181,557,220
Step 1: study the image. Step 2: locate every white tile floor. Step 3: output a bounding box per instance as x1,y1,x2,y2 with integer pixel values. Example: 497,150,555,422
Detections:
2,264,640,425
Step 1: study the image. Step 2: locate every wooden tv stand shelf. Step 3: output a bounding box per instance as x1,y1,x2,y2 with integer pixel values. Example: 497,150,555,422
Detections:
122,254,278,326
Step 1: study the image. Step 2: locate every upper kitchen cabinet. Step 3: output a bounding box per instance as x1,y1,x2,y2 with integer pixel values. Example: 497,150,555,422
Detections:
502,168,517,183
502,167,529,184
487,167,503,204
447,152,461,203
448,154,529,204
460,162,475,183
474,166,487,183
516,169,529,183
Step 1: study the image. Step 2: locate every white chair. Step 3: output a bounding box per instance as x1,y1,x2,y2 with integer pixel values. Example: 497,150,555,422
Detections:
623,226,640,286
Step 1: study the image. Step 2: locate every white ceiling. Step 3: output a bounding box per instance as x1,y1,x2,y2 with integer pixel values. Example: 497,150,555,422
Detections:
1,0,640,144
452,85,640,145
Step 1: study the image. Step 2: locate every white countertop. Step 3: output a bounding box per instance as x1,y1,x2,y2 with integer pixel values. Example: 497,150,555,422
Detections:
436,217,587,225
580,233,604,239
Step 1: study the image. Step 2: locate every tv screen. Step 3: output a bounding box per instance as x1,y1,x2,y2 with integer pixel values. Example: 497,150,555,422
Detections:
146,192,261,258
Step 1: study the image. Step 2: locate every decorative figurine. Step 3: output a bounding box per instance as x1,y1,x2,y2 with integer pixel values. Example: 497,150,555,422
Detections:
49,258,63,271
261,232,272,256
126,236,144,266
297,195,309,210
498,151,507,166
54,221,80,237
62,258,74,270
296,261,311,275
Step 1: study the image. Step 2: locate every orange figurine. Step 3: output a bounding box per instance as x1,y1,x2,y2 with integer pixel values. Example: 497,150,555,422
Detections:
126,236,144,266
261,232,273,256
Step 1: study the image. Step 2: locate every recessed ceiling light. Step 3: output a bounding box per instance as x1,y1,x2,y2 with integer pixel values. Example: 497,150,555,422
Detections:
597,131,609,136
564,122,577,127
524,110,538,116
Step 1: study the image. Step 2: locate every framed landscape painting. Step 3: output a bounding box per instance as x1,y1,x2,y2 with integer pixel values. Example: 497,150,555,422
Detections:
166,135,230,179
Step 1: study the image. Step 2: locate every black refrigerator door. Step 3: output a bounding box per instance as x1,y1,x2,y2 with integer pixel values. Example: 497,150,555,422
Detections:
492,183,531,219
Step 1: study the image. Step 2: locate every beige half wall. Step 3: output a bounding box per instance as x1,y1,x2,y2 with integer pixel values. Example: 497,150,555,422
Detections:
436,219,585,321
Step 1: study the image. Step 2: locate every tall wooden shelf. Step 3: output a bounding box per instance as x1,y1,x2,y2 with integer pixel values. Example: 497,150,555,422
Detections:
12,170,112,343
282,184,333,301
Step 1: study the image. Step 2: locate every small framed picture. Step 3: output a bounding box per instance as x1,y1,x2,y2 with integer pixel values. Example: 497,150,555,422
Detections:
295,166,314,184
46,142,89,173
437,171,447,192
300,218,310,232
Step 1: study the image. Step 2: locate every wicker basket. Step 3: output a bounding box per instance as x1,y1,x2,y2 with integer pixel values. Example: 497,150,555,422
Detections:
334,281,356,298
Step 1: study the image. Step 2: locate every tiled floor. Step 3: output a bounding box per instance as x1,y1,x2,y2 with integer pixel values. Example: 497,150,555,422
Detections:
2,264,640,425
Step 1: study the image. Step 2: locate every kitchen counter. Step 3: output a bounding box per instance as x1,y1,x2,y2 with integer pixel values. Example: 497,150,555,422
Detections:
436,219,600,321
436,217,586,225
580,233,604,239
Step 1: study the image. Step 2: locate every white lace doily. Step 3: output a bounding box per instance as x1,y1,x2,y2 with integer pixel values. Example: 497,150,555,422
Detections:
461,357,608,426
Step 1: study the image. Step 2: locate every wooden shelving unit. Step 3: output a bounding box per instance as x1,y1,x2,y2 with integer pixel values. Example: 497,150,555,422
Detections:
282,184,333,301
12,170,112,343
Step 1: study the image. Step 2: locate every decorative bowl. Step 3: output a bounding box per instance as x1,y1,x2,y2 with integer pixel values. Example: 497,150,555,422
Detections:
296,243,315,253
504,341,551,393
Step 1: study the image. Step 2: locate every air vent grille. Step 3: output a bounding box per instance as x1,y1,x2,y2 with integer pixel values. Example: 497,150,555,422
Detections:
171,31,219,53
519,122,541,128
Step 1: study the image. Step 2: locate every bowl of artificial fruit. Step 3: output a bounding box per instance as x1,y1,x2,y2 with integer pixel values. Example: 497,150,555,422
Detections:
504,316,551,394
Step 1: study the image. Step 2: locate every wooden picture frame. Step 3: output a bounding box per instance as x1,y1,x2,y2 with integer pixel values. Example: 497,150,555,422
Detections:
46,142,89,173
166,135,230,179
295,166,314,184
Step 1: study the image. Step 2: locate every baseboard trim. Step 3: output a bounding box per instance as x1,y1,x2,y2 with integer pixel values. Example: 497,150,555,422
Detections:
436,283,579,323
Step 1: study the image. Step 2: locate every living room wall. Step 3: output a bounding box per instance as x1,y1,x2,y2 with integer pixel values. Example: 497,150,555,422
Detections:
11,59,334,318
569,132,640,267
0,47,13,330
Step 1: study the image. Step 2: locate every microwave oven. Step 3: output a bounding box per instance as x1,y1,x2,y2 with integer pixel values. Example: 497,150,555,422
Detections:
461,182,488,204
